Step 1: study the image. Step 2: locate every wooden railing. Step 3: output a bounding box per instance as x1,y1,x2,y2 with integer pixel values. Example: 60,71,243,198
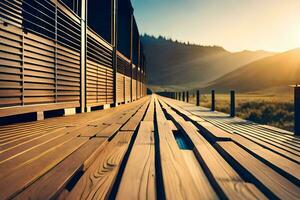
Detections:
0,0,82,117
0,0,147,119
165,87,300,136
86,27,114,107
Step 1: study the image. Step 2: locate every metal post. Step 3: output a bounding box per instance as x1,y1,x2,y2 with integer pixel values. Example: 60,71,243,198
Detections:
178,92,181,101
211,90,215,111
294,85,300,135
186,91,189,103
112,0,118,107
196,90,200,106
130,12,133,102
80,0,87,113
230,90,235,117
182,92,185,102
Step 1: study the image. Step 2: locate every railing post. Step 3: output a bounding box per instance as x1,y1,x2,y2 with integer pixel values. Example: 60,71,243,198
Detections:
211,90,215,111
196,90,200,106
80,0,87,113
186,91,189,103
230,90,235,117
294,85,300,135
182,91,185,102
178,92,181,100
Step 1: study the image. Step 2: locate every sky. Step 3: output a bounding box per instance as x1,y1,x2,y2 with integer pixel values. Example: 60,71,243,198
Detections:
131,0,300,52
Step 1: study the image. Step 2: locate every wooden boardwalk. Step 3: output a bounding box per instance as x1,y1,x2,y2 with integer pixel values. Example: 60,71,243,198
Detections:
0,95,299,200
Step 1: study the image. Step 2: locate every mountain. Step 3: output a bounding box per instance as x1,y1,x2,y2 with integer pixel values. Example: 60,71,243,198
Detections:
141,35,275,88
205,48,300,93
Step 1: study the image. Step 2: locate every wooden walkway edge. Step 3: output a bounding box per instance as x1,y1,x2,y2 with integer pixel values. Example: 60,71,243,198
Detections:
0,95,299,200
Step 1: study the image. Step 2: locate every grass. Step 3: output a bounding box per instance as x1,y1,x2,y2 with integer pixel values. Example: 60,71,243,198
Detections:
188,93,294,132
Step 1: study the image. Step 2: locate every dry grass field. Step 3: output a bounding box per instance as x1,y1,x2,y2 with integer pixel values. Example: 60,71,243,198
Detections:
189,92,294,132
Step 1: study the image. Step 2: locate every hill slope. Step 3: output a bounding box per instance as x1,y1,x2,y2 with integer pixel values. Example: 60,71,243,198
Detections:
206,48,300,92
142,35,275,87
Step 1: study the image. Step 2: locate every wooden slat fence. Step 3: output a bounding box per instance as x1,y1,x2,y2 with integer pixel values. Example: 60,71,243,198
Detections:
0,0,147,118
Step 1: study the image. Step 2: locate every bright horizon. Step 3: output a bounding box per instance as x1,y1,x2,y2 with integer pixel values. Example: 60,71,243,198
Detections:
132,0,300,52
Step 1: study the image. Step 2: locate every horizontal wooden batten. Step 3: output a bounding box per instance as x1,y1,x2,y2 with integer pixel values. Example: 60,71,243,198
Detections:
87,28,113,51
51,0,81,24
86,27,113,107
117,51,131,64
0,102,79,118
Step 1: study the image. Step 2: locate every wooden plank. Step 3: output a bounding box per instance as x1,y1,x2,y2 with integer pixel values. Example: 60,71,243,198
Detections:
79,124,109,137
196,121,232,142
154,97,167,121
205,118,300,163
158,97,266,199
216,118,300,151
14,138,107,200
216,141,300,199
161,97,232,142
116,122,156,200
0,137,88,199
189,115,205,122
120,101,149,131
156,120,212,199
143,96,155,121
231,134,300,184
96,123,123,138
163,96,300,162
193,134,266,199
168,120,178,131
66,131,134,200
109,110,136,125
88,98,147,127
179,102,300,150
0,129,84,178
0,127,67,162
0,131,56,152
120,112,145,131
181,150,218,199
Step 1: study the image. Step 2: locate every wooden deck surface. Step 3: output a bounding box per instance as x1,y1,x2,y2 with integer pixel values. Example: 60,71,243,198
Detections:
0,95,299,200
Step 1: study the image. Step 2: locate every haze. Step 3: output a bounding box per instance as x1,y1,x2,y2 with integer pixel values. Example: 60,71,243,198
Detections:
132,0,300,52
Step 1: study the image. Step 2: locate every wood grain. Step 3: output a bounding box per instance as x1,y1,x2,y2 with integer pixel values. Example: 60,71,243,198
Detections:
157,120,211,200
216,141,300,200
14,138,107,200
158,96,266,199
116,121,156,200
0,137,88,199
66,131,134,200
